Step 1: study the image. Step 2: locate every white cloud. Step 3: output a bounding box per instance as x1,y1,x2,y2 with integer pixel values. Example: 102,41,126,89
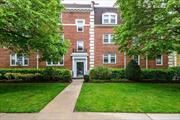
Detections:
61,0,116,7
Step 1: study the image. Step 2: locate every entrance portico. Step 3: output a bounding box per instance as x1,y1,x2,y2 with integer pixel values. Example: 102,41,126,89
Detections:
72,52,88,78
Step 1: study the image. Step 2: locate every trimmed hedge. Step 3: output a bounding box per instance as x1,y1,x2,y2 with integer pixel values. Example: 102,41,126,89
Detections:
0,68,72,82
89,67,180,82
89,67,125,81
141,69,175,81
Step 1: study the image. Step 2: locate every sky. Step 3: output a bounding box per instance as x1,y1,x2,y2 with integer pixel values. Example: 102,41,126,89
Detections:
61,0,116,7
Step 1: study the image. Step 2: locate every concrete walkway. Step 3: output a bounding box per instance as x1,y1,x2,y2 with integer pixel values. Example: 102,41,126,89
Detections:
1,80,180,120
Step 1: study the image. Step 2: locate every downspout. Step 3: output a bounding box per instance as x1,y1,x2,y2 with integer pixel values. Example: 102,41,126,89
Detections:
36,50,39,70
124,51,127,69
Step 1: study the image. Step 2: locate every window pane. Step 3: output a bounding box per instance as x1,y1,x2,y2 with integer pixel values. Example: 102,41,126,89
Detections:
11,54,16,65
17,55,23,65
47,61,51,65
134,55,139,64
104,19,109,24
77,20,84,32
111,15,116,24
78,26,83,32
104,35,109,43
104,54,109,63
156,55,162,65
77,41,84,51
52,61,58,65
11,59,16,65
110,54,116,63
24,55,29,65
110,35,114,43
60,59,64,65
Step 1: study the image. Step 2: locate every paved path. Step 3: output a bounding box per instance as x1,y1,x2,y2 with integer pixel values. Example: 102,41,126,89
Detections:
1,80,180,120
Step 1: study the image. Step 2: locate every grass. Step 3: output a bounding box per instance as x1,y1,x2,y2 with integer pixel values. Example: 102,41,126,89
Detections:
76,83,180,113
0,83,68,113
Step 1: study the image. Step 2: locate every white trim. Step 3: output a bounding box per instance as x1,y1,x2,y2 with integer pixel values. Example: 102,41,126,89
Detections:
63,24,90,26
46,56,64,66
103,34,114,44
77,41,84,51
89,10,95,70
103,53,116,64
156,55,163,66
95,24,118,27
102,12,118,25
133,55,141,65
72,56,88,78
75,19,85,32
10,53,29,67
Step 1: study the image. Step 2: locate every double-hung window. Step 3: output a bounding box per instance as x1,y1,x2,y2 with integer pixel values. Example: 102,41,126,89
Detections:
102,13,117,24
76,19,85,32
103,34,114,44
103,54,116,64
77,41,84,51
133,55,140,65
156,55,163,65
47,56,64,66
10,53,29,66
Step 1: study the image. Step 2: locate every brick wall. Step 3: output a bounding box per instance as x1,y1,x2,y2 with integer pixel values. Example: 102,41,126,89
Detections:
62,12,91,70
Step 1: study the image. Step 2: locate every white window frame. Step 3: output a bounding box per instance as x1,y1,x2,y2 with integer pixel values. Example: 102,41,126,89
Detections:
102,12,118,24
156,55,163,65
103,53,116,64
46,56,64,66
76,19,85,32
77,41,84,51
103,34,114,44
133,55,141,65
10,53,29,66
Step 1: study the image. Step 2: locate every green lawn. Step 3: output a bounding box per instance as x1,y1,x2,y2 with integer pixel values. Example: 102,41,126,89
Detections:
0,83,68,113
76,83,180,113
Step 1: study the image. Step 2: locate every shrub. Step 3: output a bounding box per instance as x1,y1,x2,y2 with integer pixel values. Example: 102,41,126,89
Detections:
169,67,180,81
141,69,175,81
90,67,112,80
125,60,141,81
111,68,125,80
84,75,90,82
56,69,72,82
4,73,35,81
43,67,59,81
0,68,72,82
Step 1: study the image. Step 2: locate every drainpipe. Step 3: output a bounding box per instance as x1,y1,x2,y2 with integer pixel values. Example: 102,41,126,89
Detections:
146,55,148,69
124,51,127,69
36,50,39,70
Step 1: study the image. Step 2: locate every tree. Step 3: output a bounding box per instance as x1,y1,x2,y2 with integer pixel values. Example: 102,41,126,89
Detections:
0,0,69,61
114,0,180,58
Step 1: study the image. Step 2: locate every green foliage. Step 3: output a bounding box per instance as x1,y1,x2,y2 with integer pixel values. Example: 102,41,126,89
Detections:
4,73,35,81
84,75,90,82
0,0,69,61
110,68,125,80
43,67,59,80
0,68,72,82
125,60,141,81
141,69,175,81
89,67,125,81
114,0,180,57
90,67,112,80
89,66,179,82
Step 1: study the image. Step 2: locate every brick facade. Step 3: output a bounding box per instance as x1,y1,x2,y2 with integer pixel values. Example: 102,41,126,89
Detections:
0,3,169,77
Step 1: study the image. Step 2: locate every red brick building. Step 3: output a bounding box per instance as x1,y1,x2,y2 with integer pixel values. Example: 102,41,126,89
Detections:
0,2,168,78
